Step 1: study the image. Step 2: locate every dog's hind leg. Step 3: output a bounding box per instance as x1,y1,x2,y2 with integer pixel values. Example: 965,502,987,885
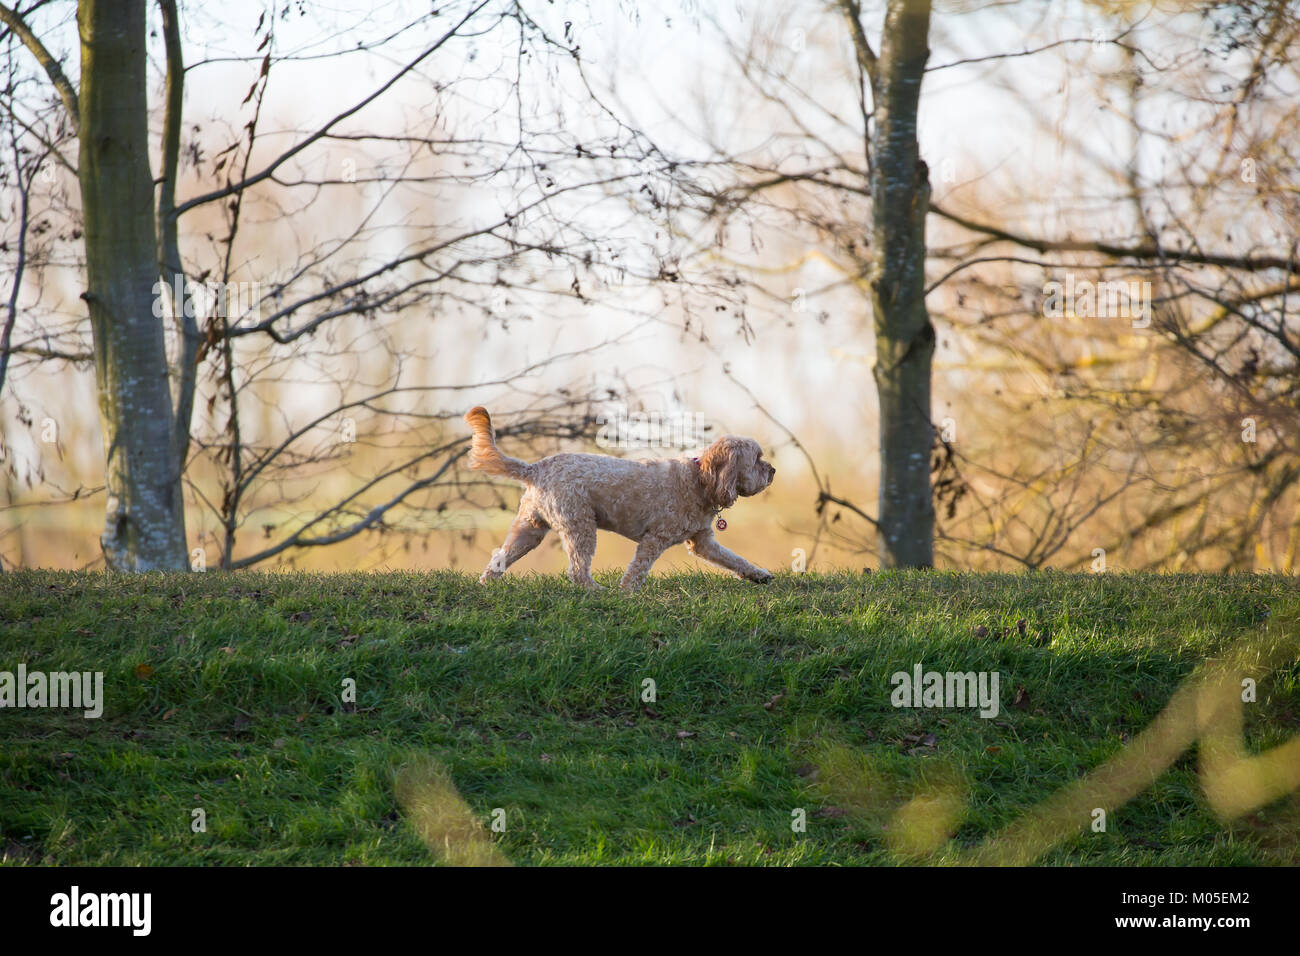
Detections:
479,505,549,583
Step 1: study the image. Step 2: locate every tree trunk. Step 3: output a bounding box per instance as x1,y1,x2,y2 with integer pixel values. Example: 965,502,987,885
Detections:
870,0,934,568
157,0,198,473
79,0,188,570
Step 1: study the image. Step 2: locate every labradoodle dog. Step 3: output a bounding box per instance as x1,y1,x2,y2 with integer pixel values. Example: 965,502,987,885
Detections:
464,406,775,591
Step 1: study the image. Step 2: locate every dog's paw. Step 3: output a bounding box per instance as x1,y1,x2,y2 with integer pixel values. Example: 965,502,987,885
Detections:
750,568,774,584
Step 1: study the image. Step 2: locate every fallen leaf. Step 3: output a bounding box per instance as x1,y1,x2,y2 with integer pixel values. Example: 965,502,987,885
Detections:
676,730,696,739
1012,685,1031,710
162,708,178,721
134,663,154,680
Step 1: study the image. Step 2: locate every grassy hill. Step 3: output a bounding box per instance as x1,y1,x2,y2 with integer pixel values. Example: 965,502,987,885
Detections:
2,569,1298,865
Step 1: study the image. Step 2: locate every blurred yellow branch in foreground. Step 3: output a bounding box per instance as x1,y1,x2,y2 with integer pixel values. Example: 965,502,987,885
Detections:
395,757,512,867
820,601,1300,865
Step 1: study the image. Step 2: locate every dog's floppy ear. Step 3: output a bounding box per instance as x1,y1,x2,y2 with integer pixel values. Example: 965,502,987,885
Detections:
699,436,743,508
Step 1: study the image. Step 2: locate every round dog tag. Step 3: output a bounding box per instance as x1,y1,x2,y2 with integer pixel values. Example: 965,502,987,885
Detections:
715,518,727,531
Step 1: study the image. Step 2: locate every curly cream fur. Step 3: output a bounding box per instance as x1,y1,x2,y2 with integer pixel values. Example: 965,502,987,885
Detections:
464,406,776,591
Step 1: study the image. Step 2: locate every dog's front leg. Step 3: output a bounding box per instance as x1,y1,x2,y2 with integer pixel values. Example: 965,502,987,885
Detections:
620,537,671,591
686,530,773,583
556,513,602,590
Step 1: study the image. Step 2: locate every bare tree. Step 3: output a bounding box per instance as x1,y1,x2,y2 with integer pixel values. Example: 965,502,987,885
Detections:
644,0,940,567
922,0,1300,570
847,0,935,567
657,0,1300,572
0,0,708,571
3,0,187,569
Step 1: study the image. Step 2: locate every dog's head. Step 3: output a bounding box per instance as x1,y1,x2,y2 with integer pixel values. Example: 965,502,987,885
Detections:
697,435,776,509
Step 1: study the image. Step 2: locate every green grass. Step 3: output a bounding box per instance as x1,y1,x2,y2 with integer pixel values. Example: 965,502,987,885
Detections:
2,569,1298,866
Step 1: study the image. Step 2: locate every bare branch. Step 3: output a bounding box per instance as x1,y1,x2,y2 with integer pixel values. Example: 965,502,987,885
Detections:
0,1,78,131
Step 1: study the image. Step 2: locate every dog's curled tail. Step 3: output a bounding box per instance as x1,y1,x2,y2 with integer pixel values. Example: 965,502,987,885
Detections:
464,406,534,481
